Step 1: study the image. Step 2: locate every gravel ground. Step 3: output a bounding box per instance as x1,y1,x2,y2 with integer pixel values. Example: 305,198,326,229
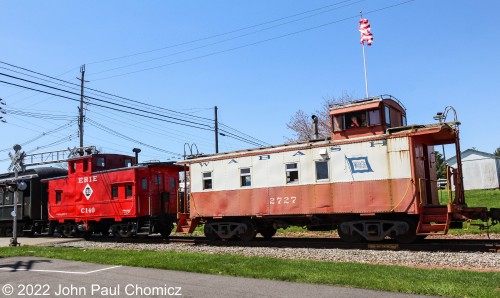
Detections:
45,235,500,272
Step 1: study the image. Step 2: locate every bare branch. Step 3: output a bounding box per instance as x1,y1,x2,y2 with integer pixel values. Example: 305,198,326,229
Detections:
286,92,354,142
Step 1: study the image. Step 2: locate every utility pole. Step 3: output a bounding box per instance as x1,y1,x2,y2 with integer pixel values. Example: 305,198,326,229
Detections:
214,106,219,153
78,65,88,147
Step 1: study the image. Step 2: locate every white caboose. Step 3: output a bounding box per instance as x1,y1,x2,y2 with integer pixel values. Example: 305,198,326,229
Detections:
177,95,491,242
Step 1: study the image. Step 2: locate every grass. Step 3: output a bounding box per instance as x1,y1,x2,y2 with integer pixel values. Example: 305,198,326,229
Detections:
0,246,498,298
439,189,500,234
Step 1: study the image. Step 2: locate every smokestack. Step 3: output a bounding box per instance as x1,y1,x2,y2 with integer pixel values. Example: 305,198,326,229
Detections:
311,115,319,140
132,148,141,165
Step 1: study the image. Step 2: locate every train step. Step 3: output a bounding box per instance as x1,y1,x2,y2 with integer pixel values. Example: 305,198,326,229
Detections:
420,206,448,215
175,213,200,234
418,223,448,233
422,214,448,223
417,205,450,235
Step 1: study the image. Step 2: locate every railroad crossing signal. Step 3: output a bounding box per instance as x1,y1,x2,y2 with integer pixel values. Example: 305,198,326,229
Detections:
8,144,26,173
7,144,25,247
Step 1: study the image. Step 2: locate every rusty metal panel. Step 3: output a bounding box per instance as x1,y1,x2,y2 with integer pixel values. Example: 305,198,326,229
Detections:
190,178,417,217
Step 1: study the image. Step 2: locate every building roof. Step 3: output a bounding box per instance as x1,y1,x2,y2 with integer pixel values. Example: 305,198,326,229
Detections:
446,148,499,165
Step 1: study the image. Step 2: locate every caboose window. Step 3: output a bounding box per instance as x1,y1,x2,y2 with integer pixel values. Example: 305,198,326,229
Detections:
240,168,251,187
170,177,175,190
96,157,105,167
384,105,391,126
202,172,212,190
332,115,341,132
402,114,407,126
0,189,4,205
125,159,132,167
286,163,299,184
368,110,381,126
55,190,62,204
155,175,162,185
4,192,12,205
83,160,88,172
112,185,119,198
125,185,133,197
142,178,148,190
315,161,329,181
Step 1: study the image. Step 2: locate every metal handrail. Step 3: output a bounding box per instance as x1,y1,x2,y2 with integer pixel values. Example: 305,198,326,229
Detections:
418,177,452,206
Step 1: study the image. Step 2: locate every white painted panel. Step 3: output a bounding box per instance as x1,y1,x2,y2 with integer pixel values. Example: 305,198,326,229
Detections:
189,136,412,192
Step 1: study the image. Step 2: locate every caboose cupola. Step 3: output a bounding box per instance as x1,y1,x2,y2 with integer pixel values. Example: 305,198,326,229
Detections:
330,95,407,140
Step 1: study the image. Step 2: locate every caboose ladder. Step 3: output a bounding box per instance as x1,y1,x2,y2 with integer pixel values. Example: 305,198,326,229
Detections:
175,213,200,234
417,206,450,235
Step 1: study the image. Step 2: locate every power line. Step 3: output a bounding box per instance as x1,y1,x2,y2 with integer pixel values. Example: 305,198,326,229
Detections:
91,0,416,81
0,61,215,124
86,0,355,65
87,119,182,157
87,107,215,147
3,108,77,121
0,62,271,145
0,72,213,130
0,121,75,152
90,0,361,76
1,73,269,147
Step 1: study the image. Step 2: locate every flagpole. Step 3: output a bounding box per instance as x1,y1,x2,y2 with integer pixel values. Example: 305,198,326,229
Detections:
362,41,369,99
360,11,369,99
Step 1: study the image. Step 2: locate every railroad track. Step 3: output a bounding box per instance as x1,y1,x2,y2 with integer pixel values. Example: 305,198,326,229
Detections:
71,235,500,253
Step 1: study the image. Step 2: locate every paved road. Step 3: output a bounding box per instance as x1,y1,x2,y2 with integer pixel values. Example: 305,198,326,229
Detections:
0,257,436,298
0,236,81,247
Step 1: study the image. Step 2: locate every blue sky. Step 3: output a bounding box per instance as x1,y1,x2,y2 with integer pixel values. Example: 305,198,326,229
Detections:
1,0,499,169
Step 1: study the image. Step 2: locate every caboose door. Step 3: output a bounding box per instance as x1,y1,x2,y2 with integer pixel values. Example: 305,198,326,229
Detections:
413,141,436,205
161,175,177,215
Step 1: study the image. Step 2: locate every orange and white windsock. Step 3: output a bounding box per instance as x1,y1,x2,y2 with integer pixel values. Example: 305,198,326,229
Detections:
359,18,373,46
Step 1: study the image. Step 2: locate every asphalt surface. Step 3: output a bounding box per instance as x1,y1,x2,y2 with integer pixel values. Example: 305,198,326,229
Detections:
0,236,81,247
0,256,437,298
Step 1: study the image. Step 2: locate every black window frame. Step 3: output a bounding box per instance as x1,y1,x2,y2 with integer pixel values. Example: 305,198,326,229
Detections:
202,172,212,190
55,190,62,204
112,185,119,198
286,163,299,184
384,105,392,126
240,168,251,187
315,160,329,181
96,157,106,167
125,184,133,197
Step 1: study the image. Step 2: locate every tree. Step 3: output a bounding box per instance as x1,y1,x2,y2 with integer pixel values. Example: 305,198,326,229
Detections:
495,147,500,158
286,93,353,142
434,151,446,179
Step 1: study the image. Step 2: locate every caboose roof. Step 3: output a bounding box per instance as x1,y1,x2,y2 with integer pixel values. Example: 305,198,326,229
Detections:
178,121,459,164
330,94,406,115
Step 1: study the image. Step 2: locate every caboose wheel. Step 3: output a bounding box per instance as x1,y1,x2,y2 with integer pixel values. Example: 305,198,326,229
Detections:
393,218,418,244
238,221,256,242
259,227,277,240
337,226,364,243
62,224,74,237
204,223,220,241
160,223,174,239
116,227,133,238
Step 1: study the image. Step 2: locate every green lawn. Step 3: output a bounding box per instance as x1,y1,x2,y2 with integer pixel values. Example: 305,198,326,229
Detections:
440,189,500,234
0,246,498,298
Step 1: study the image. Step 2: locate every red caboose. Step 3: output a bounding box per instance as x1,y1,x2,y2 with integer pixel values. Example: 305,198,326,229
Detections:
44,153,182,238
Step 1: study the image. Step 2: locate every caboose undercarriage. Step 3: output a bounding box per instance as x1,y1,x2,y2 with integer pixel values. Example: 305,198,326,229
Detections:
50,215,176,239
193,204,499,243
197,214,423,243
